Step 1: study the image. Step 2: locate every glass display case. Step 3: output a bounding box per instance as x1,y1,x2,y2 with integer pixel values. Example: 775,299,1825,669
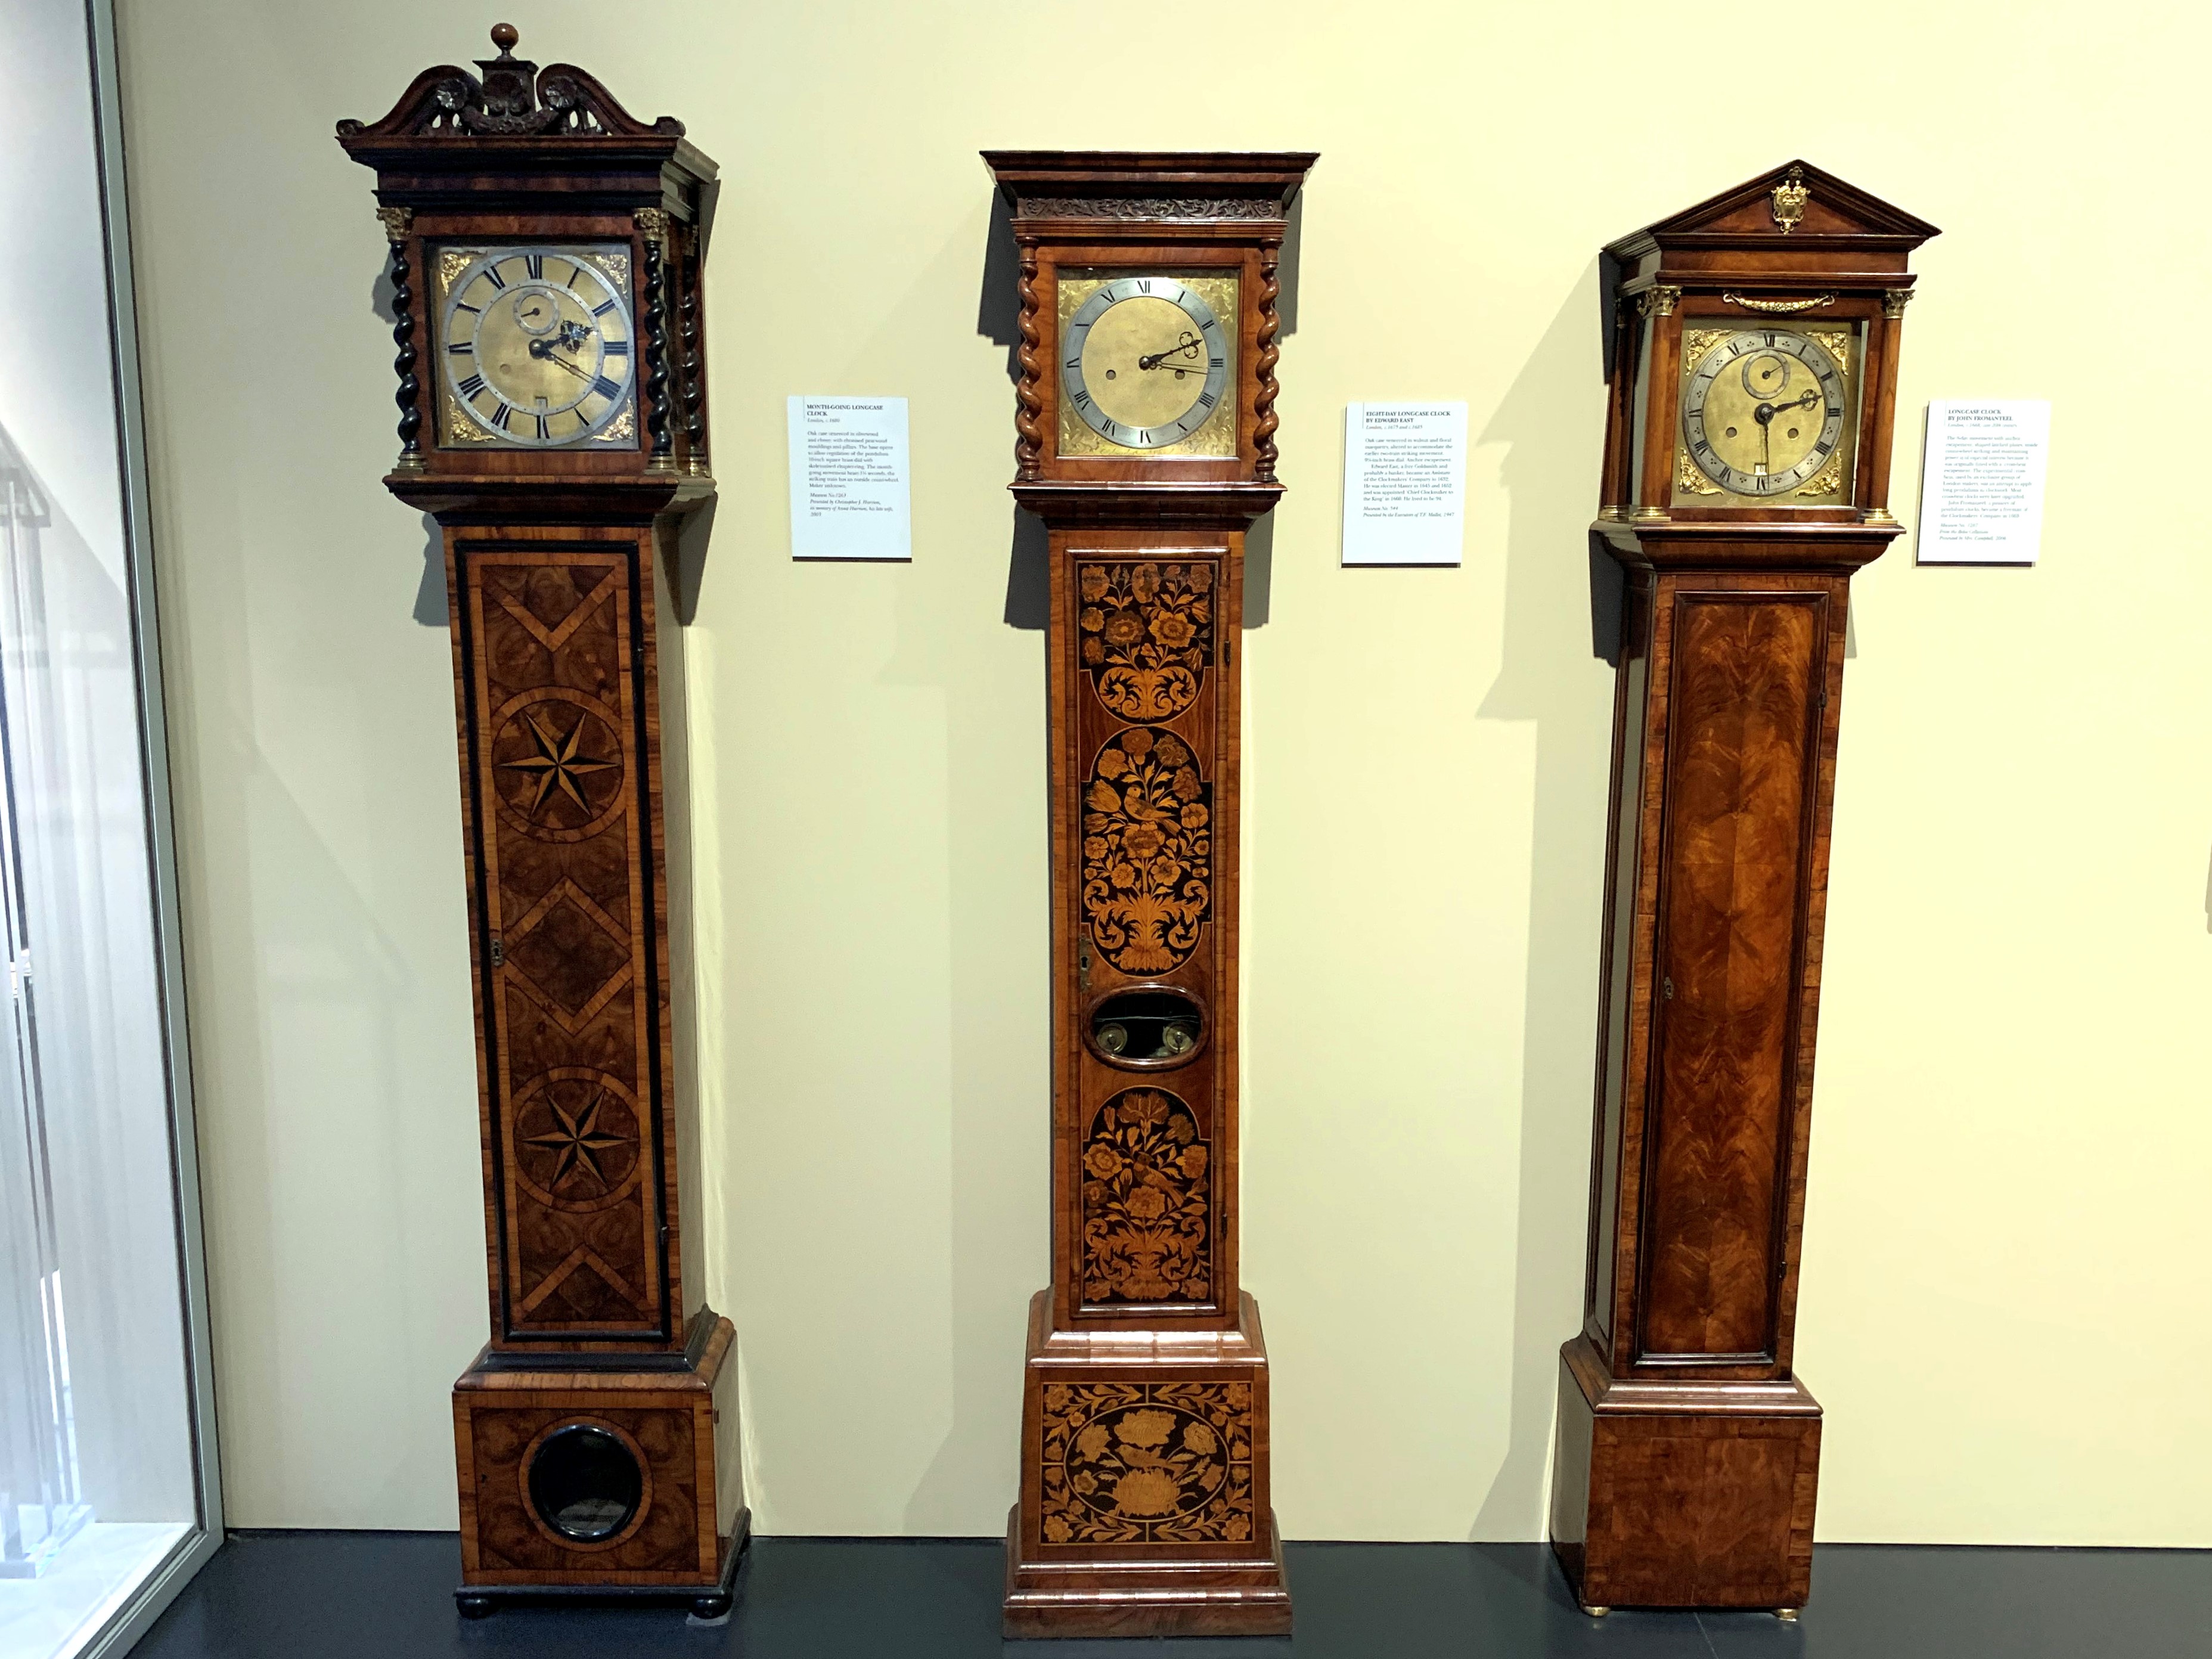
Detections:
0,3,221,1655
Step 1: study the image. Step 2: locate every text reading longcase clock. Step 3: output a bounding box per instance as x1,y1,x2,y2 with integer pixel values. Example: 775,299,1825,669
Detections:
1553,161,1935,1621
339,24,738,1620
984,150,1314,1641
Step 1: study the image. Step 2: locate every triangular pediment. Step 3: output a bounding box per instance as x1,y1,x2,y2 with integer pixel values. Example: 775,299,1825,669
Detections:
1611,160,1938,256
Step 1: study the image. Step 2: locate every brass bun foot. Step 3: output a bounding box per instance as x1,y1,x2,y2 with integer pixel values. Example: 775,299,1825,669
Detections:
1775,1607,1802,1622
1580,1604,1611,1618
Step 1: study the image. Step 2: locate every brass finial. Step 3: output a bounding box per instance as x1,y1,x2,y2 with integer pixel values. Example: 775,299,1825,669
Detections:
489,22,519,57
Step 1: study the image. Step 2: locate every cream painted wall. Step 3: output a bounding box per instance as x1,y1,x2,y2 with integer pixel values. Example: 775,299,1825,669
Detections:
117,0,2211,1543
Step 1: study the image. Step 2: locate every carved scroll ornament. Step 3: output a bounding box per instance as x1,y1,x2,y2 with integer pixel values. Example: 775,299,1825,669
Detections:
336,24,682,141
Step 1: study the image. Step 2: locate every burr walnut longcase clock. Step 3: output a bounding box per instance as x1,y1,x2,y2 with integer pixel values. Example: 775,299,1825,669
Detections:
338,26,739,1618
1552,162,1937,1618
982,150,1315,1639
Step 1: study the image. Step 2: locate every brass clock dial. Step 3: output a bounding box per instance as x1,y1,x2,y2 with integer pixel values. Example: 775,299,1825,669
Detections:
1059,274,1236,455
1680,327,1851,499
436,246,637,448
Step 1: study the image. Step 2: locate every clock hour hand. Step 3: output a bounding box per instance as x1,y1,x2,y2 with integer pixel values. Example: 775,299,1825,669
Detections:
1137,337,1203,371
1754,389,1821,424
528,338,592,382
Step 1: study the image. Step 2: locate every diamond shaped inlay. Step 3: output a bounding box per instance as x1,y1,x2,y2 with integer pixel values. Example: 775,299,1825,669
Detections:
507,898,627,1015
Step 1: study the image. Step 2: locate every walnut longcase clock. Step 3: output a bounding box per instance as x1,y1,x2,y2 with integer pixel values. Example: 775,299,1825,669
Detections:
339,26,740,1618
1552,162,1936,1618
982,150,1315,1640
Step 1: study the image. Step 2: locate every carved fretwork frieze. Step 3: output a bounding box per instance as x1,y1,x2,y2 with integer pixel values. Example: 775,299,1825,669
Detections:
1015,196,1283,222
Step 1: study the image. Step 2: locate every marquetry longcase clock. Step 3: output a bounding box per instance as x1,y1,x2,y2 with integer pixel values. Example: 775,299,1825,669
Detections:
982,151,1315,1639
1551,162,1936,1617
339,27,741,1617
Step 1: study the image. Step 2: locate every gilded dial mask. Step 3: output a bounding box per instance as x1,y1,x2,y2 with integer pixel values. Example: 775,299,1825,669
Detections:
1678,326,1856,501
1059,274,1236,456
436,246,636,448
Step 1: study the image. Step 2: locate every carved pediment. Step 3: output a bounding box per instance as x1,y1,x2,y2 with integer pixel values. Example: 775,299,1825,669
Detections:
336,23,681,142
1611,160,1939,256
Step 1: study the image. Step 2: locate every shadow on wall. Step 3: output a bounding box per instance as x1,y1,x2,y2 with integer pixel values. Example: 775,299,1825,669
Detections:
1468,256,1620,1539
982,190,1304,632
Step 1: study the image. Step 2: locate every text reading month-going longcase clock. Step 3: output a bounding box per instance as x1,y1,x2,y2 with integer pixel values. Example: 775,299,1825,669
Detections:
339,24,738,1618
982,150,1316,1641
1553,161,1935,1621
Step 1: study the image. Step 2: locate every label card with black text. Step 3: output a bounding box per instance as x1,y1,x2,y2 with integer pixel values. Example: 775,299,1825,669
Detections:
1916,400,2050,566
1341,402,1468,566
787,396,912,561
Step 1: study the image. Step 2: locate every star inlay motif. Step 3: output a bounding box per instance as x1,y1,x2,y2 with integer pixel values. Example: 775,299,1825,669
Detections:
501,709,618,817
522,1090,631,1191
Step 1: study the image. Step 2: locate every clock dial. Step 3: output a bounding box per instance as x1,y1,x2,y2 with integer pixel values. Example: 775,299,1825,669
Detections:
1062,275,1233,452
438,246,635,448
1680,327,1851,499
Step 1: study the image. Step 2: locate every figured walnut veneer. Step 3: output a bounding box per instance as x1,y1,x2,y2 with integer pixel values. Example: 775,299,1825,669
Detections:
342,26,739,1610
1552,163,1935,1615
988,150,1313,1639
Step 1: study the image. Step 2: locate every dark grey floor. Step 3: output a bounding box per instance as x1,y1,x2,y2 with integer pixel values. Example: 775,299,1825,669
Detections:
133,1533,2207,1658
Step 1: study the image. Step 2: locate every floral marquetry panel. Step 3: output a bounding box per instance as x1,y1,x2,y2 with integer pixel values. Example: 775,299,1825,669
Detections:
1078,560,1214,722
1040,1382,1255,1547
1080,1089,1211,1305
1062,548,1231,1327
456,541,672,1344
1082,728,1212,977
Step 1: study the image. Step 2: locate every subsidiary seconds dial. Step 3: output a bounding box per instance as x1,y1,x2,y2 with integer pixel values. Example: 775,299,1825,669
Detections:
1063,276,1230,449
1681,328,1846,497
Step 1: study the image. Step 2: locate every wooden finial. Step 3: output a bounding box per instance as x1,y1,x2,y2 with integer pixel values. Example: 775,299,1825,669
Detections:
489,22,519,55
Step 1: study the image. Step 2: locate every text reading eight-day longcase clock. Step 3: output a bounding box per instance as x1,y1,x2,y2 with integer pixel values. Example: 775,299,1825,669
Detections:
983,150,1316,1639
340,26,741,1617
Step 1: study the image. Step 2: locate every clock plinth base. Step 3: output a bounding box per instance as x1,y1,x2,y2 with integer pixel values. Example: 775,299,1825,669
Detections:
451,1310,746,1602
1003,1504,1290,1639
1004,1290,1289,1639
1549,1338,1820,1612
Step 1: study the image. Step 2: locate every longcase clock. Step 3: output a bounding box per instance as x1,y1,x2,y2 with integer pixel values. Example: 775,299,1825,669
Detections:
339,26,740,1617
1552,162,1936,1617
982,150,1316,1639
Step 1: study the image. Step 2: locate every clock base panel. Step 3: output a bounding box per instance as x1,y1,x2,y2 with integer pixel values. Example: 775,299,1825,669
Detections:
452,1311,744,1596
1004,1289,1289,1638
1002,1505,1290,1639
1549,1339,1820,1612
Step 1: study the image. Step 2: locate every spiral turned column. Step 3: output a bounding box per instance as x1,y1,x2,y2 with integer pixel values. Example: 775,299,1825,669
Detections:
680,227,707,475
638,207,674,470
1252,240,1282,483
1013,240,1043,481
377,206,424,472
